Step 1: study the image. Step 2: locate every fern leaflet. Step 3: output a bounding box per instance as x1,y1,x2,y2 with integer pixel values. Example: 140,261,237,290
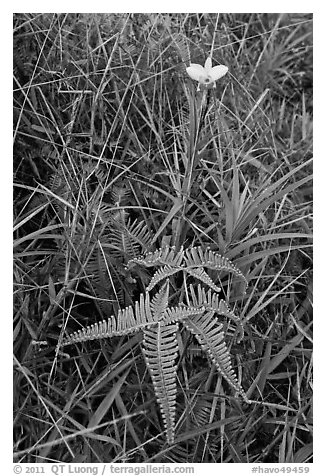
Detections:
189,284,244,341
128,246,184,269
60,290,154,347
186,267,221,293
150,279,170,320
143,322,179,444
181,312,249,402
184,246,247,287
163,305,204,324
147,265,183,291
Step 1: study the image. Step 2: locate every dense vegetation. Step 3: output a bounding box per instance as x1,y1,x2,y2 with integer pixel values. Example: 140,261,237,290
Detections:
13,13,313,463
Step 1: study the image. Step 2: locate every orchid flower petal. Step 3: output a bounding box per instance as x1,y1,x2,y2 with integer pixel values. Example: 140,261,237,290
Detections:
210,65,228,81
186,64,207,81
204,57,212,70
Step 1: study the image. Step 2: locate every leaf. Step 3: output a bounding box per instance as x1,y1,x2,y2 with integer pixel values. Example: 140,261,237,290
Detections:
184,246,247,286
233,169,312,240
87,370,130,429
163,304,204,324
48,276,56,304
266,322,312,374
151,199,184,243
186,267,221,293
227,232,313,261
128,245,184,269
58,244,250,445
150,279,170,320
236,243,312,270
182,312,249,402
143,322,179,444
60,291,155,347
14,224,64,248
147,265,183,291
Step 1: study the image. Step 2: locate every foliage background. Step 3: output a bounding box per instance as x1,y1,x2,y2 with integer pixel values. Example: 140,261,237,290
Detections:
13,13,312,463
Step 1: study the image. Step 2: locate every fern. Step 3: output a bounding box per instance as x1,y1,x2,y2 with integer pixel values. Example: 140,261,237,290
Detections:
128,245,184,269
129,246,247,309
83,211,153,313
181,312,249,403
127,218,153,252
149,279,170,320
191,395,216,428
85,241,129,315
59,290,153,347
109,224,139,259
143,322,179,444
57,245,250,444
147,264,183,291
103,216,152,261
163,305,204,324
110,183,131,206
129,245,247,289
171,32,191,64
185,267,221,293
189,284,244,341
184,246,248,287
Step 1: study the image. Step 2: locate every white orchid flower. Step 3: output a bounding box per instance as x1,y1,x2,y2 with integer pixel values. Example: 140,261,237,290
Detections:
186,57,228,90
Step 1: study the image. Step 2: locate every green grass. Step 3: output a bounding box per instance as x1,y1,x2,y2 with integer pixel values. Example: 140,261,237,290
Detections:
13,13,312,463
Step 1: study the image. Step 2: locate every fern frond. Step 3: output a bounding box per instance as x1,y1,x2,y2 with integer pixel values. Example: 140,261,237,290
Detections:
55,243,250,447
186,267,221,293
147,265,183,291
87,245,111,282
163,305,204,324
171,32,190,64
150,279,170,320
128,246,184,269
110,183,131,206
108,219,139,259
217,299,244,342
191,395,216,427
59,291,155,347
85,244,130,313
184,247,247,287
181,312,249,402
189,284,244,341
91,204,114,226
127,218,153,252
143,322,179,444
